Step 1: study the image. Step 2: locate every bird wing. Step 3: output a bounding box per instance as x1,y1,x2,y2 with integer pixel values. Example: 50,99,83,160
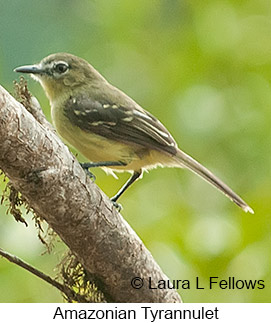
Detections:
63,95,177,155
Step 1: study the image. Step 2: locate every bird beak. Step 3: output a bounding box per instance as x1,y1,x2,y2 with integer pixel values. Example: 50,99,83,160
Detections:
14,64,45,75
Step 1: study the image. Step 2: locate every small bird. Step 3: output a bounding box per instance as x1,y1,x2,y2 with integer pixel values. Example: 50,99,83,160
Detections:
15,53,253,213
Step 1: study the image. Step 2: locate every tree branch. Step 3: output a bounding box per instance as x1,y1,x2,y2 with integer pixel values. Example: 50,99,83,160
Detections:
0,84,181,302
0,247,77,301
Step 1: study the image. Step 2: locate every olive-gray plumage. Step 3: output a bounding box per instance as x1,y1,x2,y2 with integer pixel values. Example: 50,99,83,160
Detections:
14,53,254,213
64,96,177,155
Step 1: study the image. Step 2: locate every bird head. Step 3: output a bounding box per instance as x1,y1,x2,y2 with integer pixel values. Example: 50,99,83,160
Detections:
14,53,106,101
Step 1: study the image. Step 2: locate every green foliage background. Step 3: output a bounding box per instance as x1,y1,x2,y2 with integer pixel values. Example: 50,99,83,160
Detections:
0,0,270,302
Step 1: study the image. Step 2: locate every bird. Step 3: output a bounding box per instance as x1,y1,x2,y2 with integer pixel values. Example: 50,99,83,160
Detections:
14,53,254,213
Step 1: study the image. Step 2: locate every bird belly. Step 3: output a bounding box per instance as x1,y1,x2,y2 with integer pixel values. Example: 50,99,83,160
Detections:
52,105,177,172
52,113,137,169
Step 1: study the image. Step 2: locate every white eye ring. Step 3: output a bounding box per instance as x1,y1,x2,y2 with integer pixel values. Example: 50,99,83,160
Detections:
53,61,69,74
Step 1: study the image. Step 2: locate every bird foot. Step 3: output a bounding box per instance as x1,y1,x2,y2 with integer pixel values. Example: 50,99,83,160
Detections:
111,200,123,211
80,163,96,181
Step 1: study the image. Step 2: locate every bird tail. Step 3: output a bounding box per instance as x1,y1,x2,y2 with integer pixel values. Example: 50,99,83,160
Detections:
174,149,254,214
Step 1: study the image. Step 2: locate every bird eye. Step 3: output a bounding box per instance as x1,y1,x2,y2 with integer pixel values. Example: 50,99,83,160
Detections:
54,62,69,74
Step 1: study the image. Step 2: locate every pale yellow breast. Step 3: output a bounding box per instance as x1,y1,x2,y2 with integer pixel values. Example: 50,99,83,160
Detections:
51,100,138,167
50,100,176,172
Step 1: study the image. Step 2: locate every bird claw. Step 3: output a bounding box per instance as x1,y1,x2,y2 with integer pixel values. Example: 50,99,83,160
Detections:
80,163,96,181
111,200,123,211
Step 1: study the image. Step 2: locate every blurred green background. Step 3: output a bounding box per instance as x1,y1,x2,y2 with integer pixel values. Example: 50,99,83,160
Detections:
0,0,270,302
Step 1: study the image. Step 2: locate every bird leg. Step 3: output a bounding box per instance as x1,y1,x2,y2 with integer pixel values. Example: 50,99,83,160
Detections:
111,170,142,203
81,162,141,211
80,161,127,181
